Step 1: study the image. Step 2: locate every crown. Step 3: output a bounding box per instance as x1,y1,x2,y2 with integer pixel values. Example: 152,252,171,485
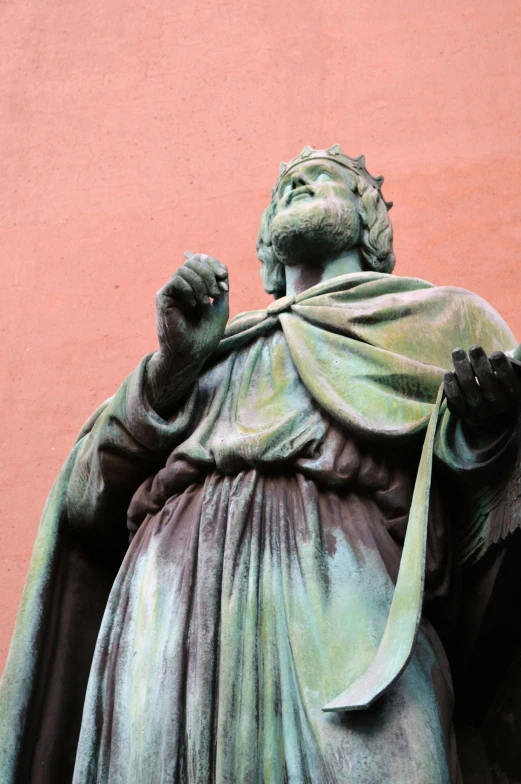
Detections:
272,144,393,209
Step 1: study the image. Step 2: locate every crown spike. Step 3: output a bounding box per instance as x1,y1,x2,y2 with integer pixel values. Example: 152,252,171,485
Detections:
279,162,287,176
326,143,341,155
375,175,384,187
301,145,313,157
356,155,366,167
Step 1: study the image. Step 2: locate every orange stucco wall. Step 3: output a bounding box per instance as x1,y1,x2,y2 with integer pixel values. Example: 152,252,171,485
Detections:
1,0,521,670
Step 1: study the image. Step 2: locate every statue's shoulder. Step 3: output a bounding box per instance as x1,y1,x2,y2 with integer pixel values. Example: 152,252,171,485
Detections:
395,276,504,315
224,309,269,338
430,283,505,316
425,283,517,347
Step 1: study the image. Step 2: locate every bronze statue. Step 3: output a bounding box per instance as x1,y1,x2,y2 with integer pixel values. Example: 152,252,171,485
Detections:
2,145,521,783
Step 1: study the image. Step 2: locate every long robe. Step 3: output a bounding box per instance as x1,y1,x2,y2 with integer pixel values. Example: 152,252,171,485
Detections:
2,271,521,783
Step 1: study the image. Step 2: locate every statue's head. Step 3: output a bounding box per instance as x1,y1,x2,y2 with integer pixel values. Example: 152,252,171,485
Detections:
257,145,395,298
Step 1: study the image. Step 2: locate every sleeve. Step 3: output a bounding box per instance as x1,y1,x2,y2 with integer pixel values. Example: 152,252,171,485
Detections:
66,354,198,553
435,404,521,565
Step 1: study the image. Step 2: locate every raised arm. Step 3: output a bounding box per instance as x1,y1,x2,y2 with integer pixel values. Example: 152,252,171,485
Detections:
66,253,229,558
146,251,229,417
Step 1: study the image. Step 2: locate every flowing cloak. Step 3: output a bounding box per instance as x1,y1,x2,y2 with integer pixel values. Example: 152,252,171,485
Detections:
2,271,521,783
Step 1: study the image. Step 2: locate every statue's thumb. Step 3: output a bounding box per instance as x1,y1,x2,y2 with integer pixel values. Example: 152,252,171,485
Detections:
213,287,229,316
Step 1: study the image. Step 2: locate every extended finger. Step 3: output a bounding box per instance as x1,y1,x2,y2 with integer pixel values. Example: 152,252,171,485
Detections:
176,267,211,305
443,371,467,418
451,348,483,411
490,351,521,401
468,345,505,406
184,257,221,298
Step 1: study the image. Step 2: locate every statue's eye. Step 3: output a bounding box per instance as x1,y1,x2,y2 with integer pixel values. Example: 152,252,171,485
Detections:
316,171,333,182
281,182,292,198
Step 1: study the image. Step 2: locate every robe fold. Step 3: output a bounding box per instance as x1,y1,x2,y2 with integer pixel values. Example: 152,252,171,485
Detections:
2,271,521,783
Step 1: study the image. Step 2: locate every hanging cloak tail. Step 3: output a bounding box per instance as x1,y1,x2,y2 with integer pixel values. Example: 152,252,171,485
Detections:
0,405,119,783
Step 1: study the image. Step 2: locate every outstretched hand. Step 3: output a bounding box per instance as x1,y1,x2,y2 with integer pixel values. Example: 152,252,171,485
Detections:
443,345,521,423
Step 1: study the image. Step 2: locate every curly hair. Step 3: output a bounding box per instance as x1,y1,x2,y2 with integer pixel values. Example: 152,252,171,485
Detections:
256,171,396,299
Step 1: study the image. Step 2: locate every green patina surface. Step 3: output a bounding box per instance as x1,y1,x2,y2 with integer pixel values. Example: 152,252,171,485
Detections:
2,144,520,783
1,270,516,782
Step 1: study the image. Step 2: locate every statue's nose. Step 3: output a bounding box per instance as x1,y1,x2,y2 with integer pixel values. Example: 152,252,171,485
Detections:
291,171,310,188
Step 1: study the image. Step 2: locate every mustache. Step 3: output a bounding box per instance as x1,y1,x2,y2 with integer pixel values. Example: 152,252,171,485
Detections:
286,186,315,206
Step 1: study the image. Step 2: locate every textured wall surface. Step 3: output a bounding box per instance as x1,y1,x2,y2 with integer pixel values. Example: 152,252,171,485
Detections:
1,0,521,670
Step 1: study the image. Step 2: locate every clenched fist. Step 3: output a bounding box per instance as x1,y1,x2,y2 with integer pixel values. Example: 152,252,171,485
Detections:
146,252,229,417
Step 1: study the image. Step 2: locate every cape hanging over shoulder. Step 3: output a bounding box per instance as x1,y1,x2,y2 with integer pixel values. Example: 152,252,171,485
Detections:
218,271,514,437
1,271,519,782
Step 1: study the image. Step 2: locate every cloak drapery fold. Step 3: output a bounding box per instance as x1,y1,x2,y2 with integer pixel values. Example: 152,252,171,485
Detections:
1,271,520,782
0,410,116,782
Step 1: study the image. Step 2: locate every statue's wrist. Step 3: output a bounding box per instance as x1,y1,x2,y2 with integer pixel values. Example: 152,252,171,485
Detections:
461,404,518,450
145,350,200,419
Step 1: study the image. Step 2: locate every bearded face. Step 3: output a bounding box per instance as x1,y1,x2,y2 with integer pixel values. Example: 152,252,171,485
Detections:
270,161,361,267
